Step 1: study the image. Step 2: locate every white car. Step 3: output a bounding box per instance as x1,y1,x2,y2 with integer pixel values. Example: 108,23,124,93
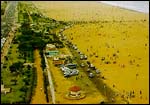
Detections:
89,72,94,78
64,70,71,75
80,54,87,60
70,69,79,76
87,68,91,72
60,66,70,72
96,69,101,74
64,69,79,77
80,63,85,67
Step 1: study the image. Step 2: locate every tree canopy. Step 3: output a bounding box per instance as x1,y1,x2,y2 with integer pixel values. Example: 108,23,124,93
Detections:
9,62,24,73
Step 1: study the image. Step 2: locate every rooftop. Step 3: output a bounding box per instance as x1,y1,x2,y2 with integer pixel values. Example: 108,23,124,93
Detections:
69,86,81,92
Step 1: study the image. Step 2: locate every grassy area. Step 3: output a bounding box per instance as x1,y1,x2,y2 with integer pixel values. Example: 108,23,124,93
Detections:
1,30,36,104
1,43,24,103
46,46,104,104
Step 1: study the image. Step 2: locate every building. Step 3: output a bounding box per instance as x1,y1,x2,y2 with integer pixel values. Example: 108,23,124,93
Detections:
65,85,86,99
46,50,59,57
69,86,81,97
45,44,59,57
1,38,6,48
59,54,72,60
1,84,11,94
46,44,56,51
53,57,64,66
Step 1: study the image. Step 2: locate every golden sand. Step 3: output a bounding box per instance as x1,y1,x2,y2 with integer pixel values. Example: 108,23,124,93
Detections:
64,22,149,104
34,1,148,22
34,1,149,104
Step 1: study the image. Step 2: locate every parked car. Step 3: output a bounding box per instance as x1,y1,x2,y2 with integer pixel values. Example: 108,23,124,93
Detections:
89,72,94,78
70,69,79,76
64,70,71,77
87,68,91,72
64,69,79,77
80,54,87,60
80,63,86,67
87,61,90,65
72,45,77,50
65,63,77,69
60,66,70,72
96,69,101,74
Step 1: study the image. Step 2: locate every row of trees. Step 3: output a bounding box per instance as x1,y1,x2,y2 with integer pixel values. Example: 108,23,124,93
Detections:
15,2,70,103
3,2,38,104
1,1,8,15
7,59,37,104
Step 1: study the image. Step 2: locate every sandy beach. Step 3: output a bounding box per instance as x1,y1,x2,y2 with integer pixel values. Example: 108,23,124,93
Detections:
34,1,149,104
64,21,149,104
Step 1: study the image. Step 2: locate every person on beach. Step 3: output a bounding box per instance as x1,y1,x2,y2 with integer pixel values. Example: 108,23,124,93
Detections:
113,84,115,88
140,90,142,95
40,87,42,91
132,90,134,94
136,73,139,79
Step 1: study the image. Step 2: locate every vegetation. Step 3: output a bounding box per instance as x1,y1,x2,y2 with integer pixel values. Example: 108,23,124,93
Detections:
2,1,70,104
43,71,49,102
1,42,37,104
1,1,8,15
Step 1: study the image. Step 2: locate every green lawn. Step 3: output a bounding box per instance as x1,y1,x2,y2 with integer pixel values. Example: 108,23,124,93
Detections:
1,43,25,103
1,32,35,104
1,1,69,104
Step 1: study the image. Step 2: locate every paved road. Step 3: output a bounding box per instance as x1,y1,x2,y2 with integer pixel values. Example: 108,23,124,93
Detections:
1,1,18,65
43,52,55,104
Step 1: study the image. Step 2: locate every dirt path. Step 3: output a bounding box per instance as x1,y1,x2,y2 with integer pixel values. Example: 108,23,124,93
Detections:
31,49,48,104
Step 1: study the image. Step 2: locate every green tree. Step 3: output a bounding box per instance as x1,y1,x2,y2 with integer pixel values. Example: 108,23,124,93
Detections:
9,62,24,74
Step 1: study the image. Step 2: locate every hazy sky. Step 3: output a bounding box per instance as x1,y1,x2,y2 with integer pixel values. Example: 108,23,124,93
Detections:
100,1,149,13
